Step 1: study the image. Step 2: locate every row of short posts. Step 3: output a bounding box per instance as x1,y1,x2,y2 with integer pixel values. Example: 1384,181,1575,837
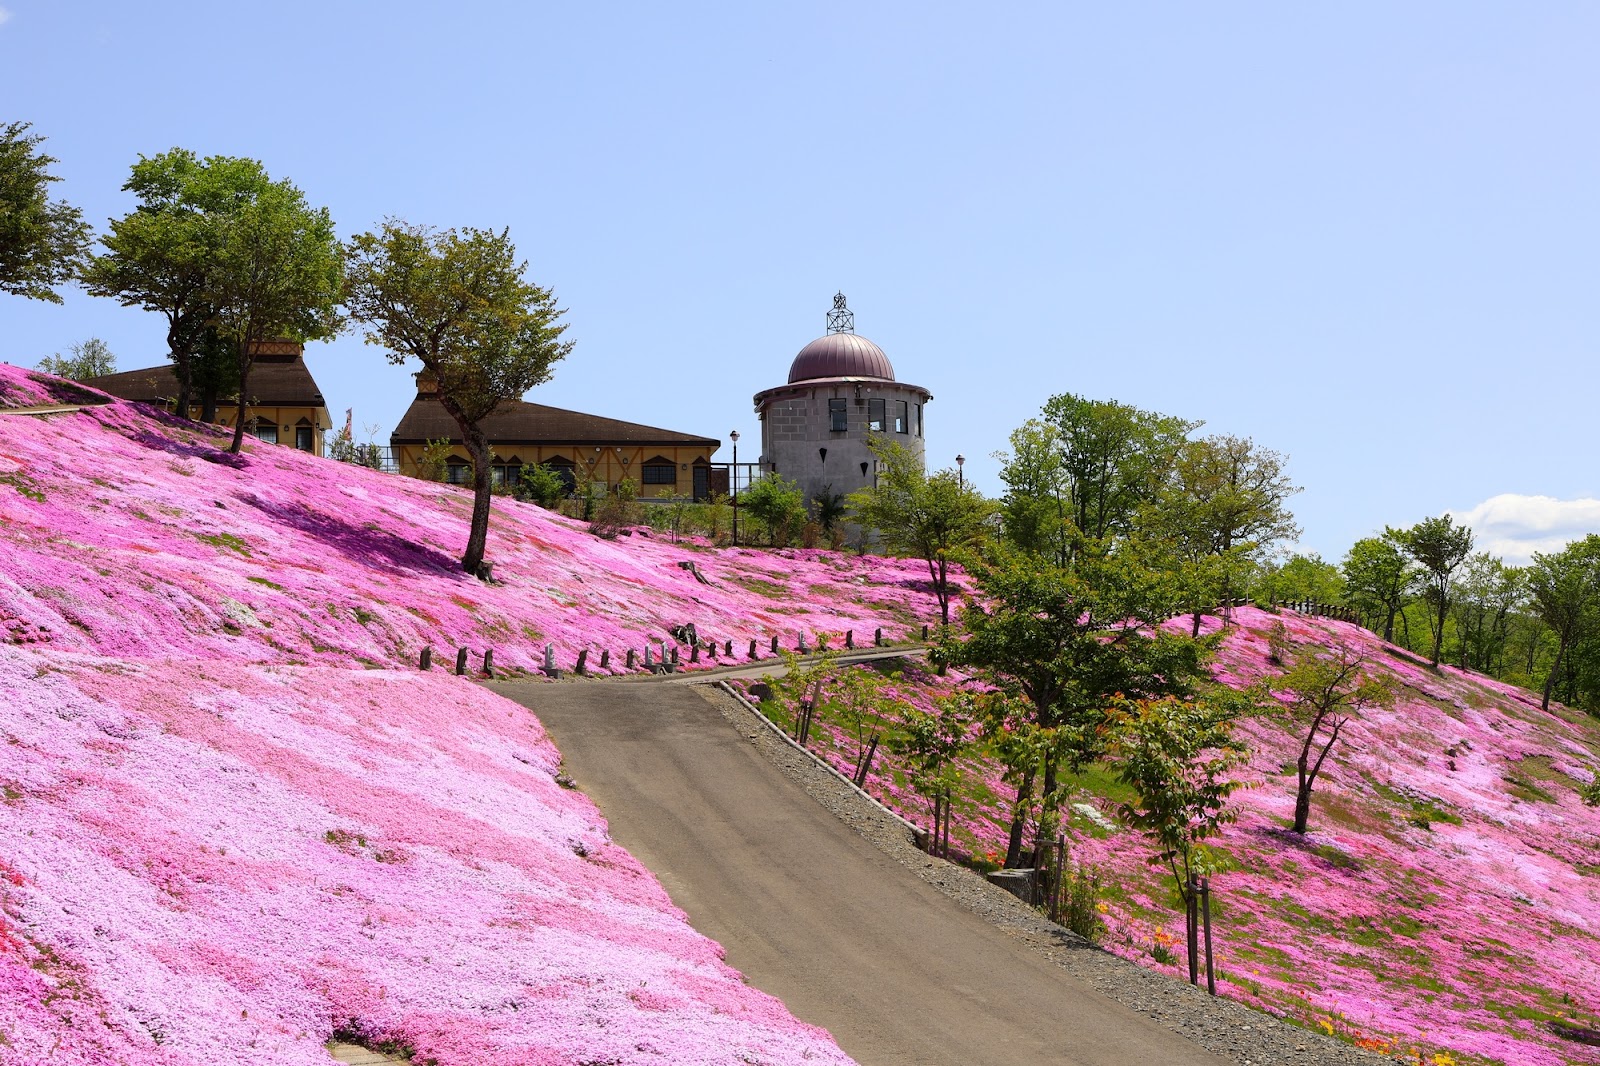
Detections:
418,646,497,678
1186,874,1217,995
416,622,910,680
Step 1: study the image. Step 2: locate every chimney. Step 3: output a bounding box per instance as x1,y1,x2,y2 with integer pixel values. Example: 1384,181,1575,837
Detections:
415,368,440,398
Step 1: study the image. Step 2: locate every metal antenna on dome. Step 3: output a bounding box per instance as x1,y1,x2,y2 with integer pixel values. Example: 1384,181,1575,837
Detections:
826,292,855,335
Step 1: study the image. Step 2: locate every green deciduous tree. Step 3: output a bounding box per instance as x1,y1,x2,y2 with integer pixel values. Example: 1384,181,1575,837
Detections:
82,150,262,419
0,122,89,303
211,176,342,453
345,220,571,576
1449,553,1524,675
37,337,114,381
1526,534,1600,713
1252,551,1344,606
1040,393,1196,546
1145,434,1301,635
849,439,995,625
1267,626,1395,833
1396,515,1475,668
1341,534,1416,643
741,473,806,546
937,544,1210,868
1108,692,1251,961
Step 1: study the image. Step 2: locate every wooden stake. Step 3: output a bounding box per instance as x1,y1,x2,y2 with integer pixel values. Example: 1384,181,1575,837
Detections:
419,646,432,670
1187,877,1200,985
1202,876,1216,995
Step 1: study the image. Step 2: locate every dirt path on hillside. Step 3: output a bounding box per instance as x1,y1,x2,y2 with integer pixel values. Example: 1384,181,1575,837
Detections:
488,679,1227,1066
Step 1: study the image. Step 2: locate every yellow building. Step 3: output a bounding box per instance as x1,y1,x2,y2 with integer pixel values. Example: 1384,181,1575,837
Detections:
391,374,722,499
83,340,332,455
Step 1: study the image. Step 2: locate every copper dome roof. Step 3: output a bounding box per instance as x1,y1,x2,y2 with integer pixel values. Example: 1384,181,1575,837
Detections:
788,332,896,383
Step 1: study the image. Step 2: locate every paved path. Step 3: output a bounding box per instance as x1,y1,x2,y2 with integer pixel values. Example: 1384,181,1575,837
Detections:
0,403,102,417
489,680,1226,1066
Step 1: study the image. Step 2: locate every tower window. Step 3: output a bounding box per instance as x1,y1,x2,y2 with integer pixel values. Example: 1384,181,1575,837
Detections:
916,403,923,436
894,400,908,434
828,398,847,432
867,398,886,432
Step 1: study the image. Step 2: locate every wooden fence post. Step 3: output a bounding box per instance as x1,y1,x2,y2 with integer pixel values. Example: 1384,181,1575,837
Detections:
854,733,880,787
1201,875,1216,995
419,646,432,671
482,649,495,678
1186,876,1200,985
455,648,469,676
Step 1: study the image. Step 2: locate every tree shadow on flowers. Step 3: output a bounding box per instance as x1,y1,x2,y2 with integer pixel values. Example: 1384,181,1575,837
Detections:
240,495,459,577
124,423,251,470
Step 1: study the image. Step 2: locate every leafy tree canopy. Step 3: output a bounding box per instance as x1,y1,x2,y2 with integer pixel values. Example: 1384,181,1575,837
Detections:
37,338,114,381
345,219,571,575
849,438,994,625
0,121,89,303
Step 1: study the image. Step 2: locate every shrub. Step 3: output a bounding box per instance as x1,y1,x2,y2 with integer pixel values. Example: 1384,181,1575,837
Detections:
800,520,822,549
742,474,805,547
1057,861,1106,943
521,463,568,508
590,478,640,538
1580,769,1600,808
415,438,452,482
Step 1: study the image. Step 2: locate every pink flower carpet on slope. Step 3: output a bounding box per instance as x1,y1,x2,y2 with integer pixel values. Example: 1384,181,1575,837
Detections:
0,364,897,1064
0,363,938,673
0,644,854,1065
758,610,1600,1065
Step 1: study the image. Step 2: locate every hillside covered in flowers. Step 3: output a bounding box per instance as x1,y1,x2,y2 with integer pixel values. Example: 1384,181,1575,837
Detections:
744,609,1600,1065
0,363,936,672
0,363,936,1064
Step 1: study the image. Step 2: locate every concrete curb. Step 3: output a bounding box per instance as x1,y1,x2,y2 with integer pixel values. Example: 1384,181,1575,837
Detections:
709,679,929,849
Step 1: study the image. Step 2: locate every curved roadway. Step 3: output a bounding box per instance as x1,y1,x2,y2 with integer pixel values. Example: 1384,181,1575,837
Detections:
489,680,1225,1066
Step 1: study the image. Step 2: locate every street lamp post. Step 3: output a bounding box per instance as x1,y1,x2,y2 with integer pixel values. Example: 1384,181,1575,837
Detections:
730,430,740,547
956,453,965,488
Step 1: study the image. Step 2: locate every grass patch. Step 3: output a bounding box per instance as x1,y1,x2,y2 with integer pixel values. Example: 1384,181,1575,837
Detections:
1374,782,1463,830
726,574,790,598
0,472,45,502
194,532,252,557
246,576,283,591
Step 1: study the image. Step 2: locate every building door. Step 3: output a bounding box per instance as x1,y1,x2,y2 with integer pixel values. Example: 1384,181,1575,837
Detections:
693,465,710,502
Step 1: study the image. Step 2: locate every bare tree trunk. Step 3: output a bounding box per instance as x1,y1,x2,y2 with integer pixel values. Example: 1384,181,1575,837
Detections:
1382,606,1396,643
461,424,493,577
228,354,250,454
1542,640,1567,713
1003,769,1036,868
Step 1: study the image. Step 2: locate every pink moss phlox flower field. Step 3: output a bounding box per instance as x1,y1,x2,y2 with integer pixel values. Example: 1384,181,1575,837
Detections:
0,366,912,1063
0,364,938,673
0,645,854,1064
755,609,1600,1065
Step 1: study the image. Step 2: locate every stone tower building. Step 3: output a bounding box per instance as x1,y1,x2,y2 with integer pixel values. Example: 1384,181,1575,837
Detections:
753,294,931,513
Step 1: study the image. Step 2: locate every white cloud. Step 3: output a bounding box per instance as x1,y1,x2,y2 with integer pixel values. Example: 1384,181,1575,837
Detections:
1445,494,1600,564
0,7,12,27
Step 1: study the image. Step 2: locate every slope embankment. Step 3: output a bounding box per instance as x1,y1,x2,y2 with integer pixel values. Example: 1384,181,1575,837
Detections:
0,363,947,1065
0,363,936,674
744,609,1600,1066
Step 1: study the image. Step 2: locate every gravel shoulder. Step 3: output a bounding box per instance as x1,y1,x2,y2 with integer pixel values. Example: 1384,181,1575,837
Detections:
694,683,1388,1066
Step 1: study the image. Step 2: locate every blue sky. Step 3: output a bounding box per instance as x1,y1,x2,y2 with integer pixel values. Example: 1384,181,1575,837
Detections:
3,3,1596,563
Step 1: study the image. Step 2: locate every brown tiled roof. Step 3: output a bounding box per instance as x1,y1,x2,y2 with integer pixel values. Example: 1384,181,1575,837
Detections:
84,355,327,408
391,396,719,449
